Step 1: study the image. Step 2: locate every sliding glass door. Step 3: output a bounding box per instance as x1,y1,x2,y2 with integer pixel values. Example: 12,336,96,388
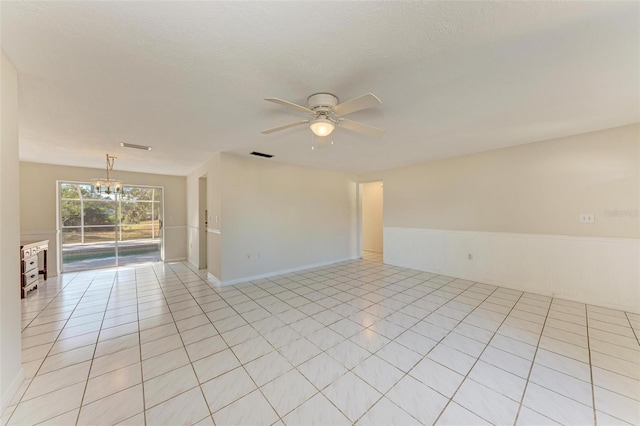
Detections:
59,182,163,272
118,186,163,266
60,183,117,271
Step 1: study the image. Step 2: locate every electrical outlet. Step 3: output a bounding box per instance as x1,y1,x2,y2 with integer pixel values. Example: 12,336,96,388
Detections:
579,213,595,224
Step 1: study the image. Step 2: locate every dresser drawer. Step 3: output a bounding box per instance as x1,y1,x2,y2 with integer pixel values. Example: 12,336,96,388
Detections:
23,270,39,287
23,257,38,274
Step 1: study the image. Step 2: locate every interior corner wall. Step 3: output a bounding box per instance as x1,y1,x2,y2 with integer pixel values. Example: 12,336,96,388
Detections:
362,182,384,253
374,124,640,312
206,154,222,281
1,51,24,411
186,162,208,269
198,178,207,268
19,162,188,276
186,154,222,280
219,153,358,284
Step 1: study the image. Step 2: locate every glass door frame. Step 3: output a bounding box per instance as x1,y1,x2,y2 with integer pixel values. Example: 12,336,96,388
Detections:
56,180,165,273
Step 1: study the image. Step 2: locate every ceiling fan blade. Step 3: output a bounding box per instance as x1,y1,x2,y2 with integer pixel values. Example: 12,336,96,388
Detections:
332,93,381,116
264,98,314,114
261,120,309,134
338,118,386,137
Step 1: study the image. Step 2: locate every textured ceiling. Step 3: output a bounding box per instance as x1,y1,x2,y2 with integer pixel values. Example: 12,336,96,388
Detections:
1,1,638,176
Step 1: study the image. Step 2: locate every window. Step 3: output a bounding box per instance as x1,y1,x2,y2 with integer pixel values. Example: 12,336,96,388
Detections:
59,182,163,271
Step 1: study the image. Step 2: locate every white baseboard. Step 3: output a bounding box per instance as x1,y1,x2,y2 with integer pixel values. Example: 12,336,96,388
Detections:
165,257,187,263
1,368,25,413
220,257,359,286
207,272,221,286
384,227,640,314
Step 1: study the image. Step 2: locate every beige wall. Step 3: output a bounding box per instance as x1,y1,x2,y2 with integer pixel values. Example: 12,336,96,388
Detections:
198,177,207,268
20,162,188,276
207,154,222,281
218,153,357,283
1,52,23,411
364,124,639,311
362,182,383,252
186,154,222,280
186,162,206,268
185,153,358,284
377,124,639,238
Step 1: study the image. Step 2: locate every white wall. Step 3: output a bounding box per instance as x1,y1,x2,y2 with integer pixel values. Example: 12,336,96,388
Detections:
1,51,24,412
220,153,358,284
20,162,188,276
367,124,640,312
385,228,639,312
362,182,383,253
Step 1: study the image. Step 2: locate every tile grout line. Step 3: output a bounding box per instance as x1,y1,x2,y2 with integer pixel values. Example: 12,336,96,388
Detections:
350,282,459,424
234,275,364,424
210,264,331,421
169,263,292,422
585,306,598,426
174,264,306,425
12,262,356,420
15,256,636,426
74,272,118,425
623,311,640,346
160,264,229,424
297,274,509,423
512,295,554,425
431,290,526,425
354,282,503,425
8,272,100,425
21,272,79,331
310,270,454,423
315,276,455,424
178,259,430,423
135,268,148,426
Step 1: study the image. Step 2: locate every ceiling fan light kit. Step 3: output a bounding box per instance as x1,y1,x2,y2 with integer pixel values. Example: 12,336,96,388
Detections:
309,117,335,137
262,92,385,140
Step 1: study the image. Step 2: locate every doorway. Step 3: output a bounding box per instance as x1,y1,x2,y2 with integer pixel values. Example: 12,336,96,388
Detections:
361,181,383,259
199,175,207,269
59,182,164,272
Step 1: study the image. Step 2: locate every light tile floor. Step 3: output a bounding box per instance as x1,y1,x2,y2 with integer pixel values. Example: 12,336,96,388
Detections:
4,252,640,425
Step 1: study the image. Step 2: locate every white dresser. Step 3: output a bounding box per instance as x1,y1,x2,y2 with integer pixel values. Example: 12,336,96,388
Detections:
20,240,49,298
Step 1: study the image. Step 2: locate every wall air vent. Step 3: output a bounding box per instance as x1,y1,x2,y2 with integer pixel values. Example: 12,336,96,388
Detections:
120,142,152,151
250,151,274,158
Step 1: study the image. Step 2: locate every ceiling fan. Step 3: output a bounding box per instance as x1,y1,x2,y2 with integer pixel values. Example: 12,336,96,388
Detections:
261,93,385,138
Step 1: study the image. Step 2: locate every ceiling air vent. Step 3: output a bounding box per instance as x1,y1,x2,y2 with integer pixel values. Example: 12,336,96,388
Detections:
120,142,152,151
250,151,273,158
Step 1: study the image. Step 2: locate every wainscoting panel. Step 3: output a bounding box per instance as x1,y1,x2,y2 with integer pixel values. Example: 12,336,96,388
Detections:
384,227,640,313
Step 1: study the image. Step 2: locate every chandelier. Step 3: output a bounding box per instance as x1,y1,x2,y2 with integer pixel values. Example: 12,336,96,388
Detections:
92,154,122,194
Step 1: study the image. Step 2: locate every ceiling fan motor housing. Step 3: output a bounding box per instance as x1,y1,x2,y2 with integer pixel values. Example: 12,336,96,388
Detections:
307,93,339,113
